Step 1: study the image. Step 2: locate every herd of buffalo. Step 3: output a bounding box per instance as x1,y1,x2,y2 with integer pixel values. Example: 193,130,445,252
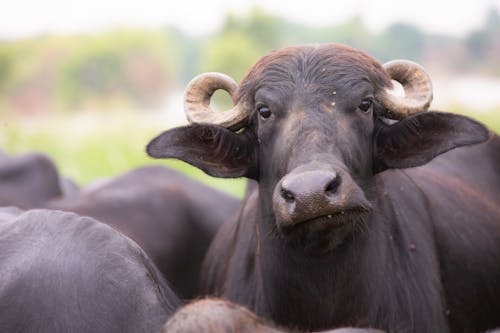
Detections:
1,43,499,332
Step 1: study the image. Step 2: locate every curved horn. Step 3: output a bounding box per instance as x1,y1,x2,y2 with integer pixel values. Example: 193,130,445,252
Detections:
378,60,433,119
184,72,250,131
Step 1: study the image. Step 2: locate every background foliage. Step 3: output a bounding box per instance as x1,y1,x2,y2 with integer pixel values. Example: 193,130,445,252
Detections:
1,7,499,197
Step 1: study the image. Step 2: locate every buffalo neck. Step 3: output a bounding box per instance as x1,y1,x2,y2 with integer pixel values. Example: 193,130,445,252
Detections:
256,188,372,330
251,171,449,332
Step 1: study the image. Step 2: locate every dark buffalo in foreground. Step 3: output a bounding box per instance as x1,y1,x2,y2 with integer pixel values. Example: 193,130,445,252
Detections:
147,44,500,332
46,165,240,299
0,151,76,208
0,207,180,332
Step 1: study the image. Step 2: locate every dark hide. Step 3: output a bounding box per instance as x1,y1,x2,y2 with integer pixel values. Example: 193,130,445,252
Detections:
0,207,180,332
403,134,500,333
0,151,68,208
147,44,499,332
45,165,240,299
199,138,500,333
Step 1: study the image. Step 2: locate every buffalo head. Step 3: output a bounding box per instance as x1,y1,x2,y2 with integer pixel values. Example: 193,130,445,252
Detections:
147,44,487,255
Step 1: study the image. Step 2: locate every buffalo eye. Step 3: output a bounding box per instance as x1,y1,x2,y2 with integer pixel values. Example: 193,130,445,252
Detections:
358,99,373,112
257,105,272,119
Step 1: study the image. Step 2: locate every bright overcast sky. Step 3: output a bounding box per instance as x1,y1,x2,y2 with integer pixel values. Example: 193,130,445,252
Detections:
1,0,500,40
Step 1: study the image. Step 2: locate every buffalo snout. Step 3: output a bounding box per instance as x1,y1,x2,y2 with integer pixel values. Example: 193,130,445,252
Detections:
272,163,371,253
275,169,341,226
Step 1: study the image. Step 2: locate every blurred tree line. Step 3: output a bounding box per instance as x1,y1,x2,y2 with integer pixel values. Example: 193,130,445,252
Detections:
0,7,499,115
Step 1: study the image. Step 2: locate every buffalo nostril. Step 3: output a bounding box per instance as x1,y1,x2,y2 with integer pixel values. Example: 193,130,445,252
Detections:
325,176,341,195
280,188,295,203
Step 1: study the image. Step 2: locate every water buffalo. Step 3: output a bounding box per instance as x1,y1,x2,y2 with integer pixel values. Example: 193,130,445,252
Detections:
0,150,76,208
147,44,500,332
0,207,180,332
1,148,240,299
46,165,240,299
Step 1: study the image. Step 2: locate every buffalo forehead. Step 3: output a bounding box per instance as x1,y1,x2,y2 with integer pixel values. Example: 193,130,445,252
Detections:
238,44,388,105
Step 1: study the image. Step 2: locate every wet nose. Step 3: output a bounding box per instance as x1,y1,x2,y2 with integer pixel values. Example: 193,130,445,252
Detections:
275,170,344,227
279,170,341,204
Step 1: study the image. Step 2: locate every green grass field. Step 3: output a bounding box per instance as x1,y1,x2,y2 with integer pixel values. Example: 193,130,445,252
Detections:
0,111,247,198
1,108,498,199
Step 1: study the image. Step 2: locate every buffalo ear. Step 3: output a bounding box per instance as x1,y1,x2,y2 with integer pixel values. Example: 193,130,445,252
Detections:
374,112,489,173
146,124,258,179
